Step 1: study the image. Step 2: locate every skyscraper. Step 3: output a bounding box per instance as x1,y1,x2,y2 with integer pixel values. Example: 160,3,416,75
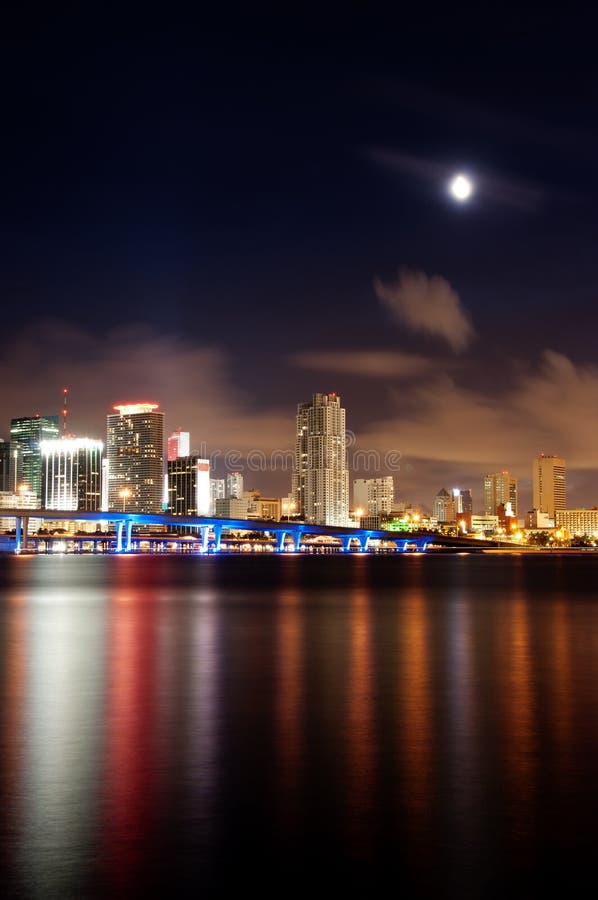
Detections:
452,488,473,515
0,440,10,492
484,471,518,517
292,392,349,526
433,488,454,523
167,429,190,462
10,414,60,499
41,438,104,510
106,403,164,514
167,457,210,516
532,454,566,519
226,472,244,499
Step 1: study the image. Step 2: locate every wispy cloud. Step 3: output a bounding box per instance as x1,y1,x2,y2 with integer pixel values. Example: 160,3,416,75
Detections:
374,269,476,352
290,349,433,378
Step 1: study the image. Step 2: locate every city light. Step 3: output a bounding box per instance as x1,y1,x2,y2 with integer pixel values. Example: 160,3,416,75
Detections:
113,403,160,415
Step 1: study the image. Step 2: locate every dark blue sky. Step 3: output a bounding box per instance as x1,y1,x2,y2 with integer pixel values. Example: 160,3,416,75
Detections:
2,9,598,508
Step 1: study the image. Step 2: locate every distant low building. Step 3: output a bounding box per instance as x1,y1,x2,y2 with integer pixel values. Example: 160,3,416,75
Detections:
215,497,248,518
555,508,598,536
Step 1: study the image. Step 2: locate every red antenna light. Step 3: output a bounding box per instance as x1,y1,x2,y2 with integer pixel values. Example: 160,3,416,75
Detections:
62,387,69,436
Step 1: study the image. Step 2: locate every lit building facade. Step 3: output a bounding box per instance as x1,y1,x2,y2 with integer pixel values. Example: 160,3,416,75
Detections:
40,438,103,510
555,509,598,535
292,392,349,526
353,476,394,516
0,440,10,492
226,472,244,499
433,488,454,523
106,403,164,514
167,429,190,462
10,415,60,499
533,454,566,519
210,477,226,514
167,456,210,516
452,488,473,515
484,471,518,517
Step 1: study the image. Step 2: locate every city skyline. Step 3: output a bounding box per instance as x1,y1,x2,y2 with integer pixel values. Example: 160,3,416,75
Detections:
2,13,598,512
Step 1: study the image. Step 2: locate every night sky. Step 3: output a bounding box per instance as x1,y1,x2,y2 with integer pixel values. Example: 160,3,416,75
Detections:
2,9,598,511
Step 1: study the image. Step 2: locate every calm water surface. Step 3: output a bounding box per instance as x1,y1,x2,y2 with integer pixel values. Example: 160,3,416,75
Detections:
1,553,598,898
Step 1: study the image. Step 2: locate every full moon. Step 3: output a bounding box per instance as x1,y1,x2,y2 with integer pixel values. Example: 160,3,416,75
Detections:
449,173,473,202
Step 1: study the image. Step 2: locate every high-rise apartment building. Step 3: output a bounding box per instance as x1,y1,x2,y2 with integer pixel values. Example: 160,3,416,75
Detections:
292,392,349,526
167,429,190,462
226,472,244,499
210,477,226,514
0,440,10,492
40,438,104,510
532,454,566,519
433,488,454,523
353,476,394,516
167,457,210,516
106,403,164,513
10,415,60,499
484,471,518,517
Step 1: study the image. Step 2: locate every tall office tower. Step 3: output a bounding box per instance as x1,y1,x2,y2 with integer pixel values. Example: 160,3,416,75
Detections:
167,429,190,462
10,414,60,498
167,457,210,516
40,438,104,510
484,471,518,517
292,392,349,526
106,403,164,513
433,488,455,523
226,472,244,499
353,476,394,516
0,440,10,492
532,453,566,519
453,487,473,515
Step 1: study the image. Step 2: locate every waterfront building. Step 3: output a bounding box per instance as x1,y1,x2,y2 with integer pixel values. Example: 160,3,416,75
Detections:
470,514,499,535
226,472,244,499
0,440,10,492
353,476,394,516
40,438,103,510
10,414,60,499
0,488,42,533
210,478,226,514
106,402,164,514
532,454,566,519
167,456,210,516
484,471,518,517
215,497,248,518
433,488,454,523
555,508,598,536
167,429,190,462
292,392,349,526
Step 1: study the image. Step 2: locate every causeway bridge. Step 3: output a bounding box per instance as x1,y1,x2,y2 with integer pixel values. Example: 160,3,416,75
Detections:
1,508,443,554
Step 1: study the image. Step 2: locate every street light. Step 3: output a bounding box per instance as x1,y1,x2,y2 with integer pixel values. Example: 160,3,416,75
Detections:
119,487,132,512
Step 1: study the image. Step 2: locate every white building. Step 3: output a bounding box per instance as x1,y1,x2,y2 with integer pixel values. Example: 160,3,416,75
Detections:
292,392,349,526
226,472,244,499
353,476,394,516
555,508,598,536
40,438,104,510
210,478,226,514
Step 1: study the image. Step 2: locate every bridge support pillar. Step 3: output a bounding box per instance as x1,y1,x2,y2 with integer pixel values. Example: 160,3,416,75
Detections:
15,516,22,553
363,534,371,552
125,521,133,553
116,521,124,553
212,524,222,552
200,526,210,552
343,535,361,552
294,530,303,552
276,530,288,553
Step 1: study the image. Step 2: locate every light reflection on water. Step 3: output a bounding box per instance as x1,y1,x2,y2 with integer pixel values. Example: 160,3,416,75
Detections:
2,554,598,896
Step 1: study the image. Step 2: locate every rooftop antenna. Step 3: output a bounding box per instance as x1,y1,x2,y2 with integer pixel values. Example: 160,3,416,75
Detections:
61,387,69,436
